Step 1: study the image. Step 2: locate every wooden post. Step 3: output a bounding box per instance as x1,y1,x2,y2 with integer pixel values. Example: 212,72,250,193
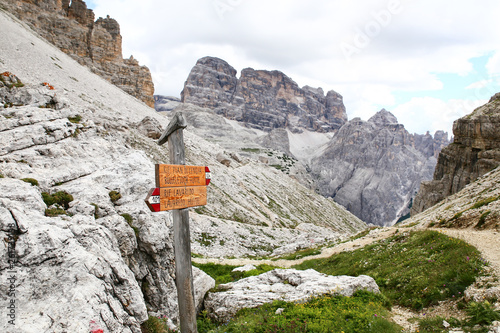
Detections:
158,112,197,333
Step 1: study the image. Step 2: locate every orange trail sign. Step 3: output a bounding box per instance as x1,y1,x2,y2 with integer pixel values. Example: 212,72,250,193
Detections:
160,186,207,211
155,164,211,188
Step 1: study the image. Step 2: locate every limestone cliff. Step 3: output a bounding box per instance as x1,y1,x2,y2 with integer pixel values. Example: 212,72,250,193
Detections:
412,94,500,214
311,109,448,226
181,56,347,132
0,0,155,107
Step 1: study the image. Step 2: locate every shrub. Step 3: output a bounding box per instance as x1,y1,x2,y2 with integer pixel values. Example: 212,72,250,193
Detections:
42,191,74,209
68,115,82,124
21,178,39,186
109,190,122,203
45,208,68,217
466,301,500,326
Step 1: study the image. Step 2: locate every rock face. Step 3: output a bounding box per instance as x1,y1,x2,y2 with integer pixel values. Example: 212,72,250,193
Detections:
311,109,448,226
205,269,379,322
0,0,155,107
412,94,500,214
181,57,347,132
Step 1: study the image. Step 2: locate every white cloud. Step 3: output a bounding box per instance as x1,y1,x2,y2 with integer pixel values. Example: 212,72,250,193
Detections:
88,0,500,132
392,97,486,135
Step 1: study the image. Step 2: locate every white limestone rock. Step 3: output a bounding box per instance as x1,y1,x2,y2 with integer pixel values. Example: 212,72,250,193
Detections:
204,268,379,322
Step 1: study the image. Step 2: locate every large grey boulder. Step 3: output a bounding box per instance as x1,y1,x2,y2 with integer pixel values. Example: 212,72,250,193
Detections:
204,269,379,322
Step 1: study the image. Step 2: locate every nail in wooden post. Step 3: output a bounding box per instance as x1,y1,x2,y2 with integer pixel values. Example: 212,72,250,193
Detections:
158,112,197,333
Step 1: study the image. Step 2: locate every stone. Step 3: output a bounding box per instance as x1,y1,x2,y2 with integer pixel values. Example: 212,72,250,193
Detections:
412,94,500,215
216,152,231,167
136,116,163,139
204,269,379,322
180,56,348,132
192,266,216,313
232,264,257,272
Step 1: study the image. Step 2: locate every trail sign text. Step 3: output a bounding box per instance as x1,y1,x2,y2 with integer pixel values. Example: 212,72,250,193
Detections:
156,164,211,188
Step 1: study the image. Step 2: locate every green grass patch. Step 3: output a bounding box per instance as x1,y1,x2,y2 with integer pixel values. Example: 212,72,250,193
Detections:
21,178,38,186
240,148,261,153
109,190,122,203
67,115,82,123
198,290,401,333
141,316,176,333
121,213,139,237
293,230,485,310
274,247,321,261
476,211,491,229
417,301,500,333
193,262,276,287
471,195,500,209
41,191,73,209
45,208,68,217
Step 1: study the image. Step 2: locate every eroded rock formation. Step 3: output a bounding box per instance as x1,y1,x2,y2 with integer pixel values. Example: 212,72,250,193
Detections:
205,269,379,322
181,56,347,132
311,109,448,226
0,0,155,107
412,93,500,214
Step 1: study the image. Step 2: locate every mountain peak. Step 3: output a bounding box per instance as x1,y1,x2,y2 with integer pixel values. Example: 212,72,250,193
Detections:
368,109,399,126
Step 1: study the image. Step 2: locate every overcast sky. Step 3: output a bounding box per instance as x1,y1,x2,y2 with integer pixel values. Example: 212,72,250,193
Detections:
86,0,500,135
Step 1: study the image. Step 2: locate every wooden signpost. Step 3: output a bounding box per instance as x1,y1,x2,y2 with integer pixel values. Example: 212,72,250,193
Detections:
145,112,209,333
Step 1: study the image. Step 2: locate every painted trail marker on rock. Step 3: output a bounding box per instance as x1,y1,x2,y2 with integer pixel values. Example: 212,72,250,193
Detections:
145,111,210,333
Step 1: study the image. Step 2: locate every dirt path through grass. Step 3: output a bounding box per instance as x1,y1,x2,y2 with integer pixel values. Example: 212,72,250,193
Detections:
192,227,398,268
433,228,500,278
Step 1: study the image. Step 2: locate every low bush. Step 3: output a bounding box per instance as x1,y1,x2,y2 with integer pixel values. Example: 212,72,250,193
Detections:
21,178,38,186
42,191,73,209
198,290,401,333
109,190,122,203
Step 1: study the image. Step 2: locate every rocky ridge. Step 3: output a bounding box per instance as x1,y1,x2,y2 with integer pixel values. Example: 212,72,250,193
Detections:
311,109,449,226
412,94,500,215
0,0,155,107
0,10,365,332
181,56,347,133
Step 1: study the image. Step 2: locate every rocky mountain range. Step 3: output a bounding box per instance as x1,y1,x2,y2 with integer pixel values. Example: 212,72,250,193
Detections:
0,8,366,332
311,109,449,225
174,57,450,226
412,93,500,215
0,0,155,107
181,56,348,133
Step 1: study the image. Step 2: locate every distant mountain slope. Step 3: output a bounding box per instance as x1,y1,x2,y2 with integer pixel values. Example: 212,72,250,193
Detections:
412,93,500,215
0,9,365,332
311,109,448,226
